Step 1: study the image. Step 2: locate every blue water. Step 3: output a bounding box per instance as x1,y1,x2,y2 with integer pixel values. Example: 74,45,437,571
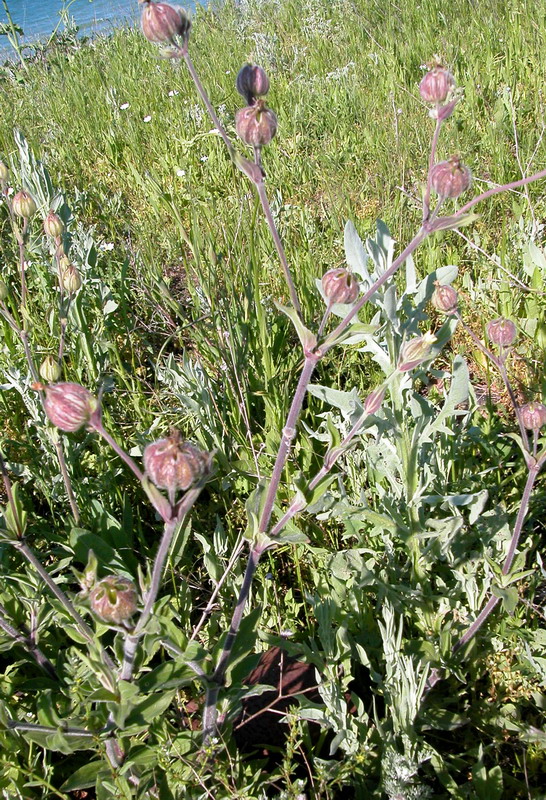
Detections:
0,0,139,53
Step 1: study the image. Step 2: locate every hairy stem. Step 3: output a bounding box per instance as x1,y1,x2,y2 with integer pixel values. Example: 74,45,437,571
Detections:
423,116,443,221
255,181,302,317
203,544,263,742
181,48,302,318
0,603,58,678
258,354,319,535
453,459,542,653
454,310,529,449
120,487,203,682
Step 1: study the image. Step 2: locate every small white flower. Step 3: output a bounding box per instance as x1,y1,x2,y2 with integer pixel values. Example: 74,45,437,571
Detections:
100,242,115,251
7,187,14,196
143,115,152,123
200,155,208,162
120,102,130,110
168,90,179,97
176,169,186,177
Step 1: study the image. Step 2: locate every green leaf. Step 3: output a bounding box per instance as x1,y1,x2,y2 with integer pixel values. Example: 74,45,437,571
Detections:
491,584,519,614
433,211,480,231
3,482,27,537
139,658,203,693
344,220,371,285
274,301,316,350
123,690,177,730
60,761,104,791
307,383,363,421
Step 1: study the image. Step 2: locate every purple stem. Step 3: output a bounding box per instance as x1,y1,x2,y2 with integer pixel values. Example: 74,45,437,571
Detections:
255,181,302,318
181,48,302,318
454,310,529,449
457,168,546,217
120,487,203,682
423,116,443,221
203,544,264,741
258,354,319,535
453,459,542,653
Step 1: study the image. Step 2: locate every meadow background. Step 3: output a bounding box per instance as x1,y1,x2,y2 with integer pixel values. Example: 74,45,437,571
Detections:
0,0,546,797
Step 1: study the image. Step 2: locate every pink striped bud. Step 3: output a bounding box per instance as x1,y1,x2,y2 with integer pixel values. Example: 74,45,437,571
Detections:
44,210,64,238
41,382,97,432
235,100,278,148
430,156,472,199
236,64,270,104
90,576,138,624
398,332,436,372
419,66,455,104
486,317,517,347
520,402,546,431
62,265,82,294
144,432,210,493
432,282,458,314
140,0,191,45
364,387,385,416
12,190,37,219
322,268,359,305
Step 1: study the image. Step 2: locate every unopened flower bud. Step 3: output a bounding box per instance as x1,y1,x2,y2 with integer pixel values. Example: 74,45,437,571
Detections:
140,0,191,45
364,387,385,416
43,210,64,238
419,65,455,104
41,382,97,432
431,282,458,313
398,332,437,372
90,575,138,624
0,280,8,301
144,431,210,493
520,402,546,431
62,264,82,294
235,100,278,148
39,355,61,383
430,156,472,199
0,161,8,184
236,64,270,104
486,317,517,347
322,268,359,305
12,190,37,219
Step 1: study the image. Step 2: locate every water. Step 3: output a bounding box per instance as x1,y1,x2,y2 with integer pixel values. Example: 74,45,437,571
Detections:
0,0,139,54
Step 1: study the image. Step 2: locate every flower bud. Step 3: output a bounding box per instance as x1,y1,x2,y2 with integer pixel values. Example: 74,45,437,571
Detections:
430,156,472,199
0,280,8,301
419,65,455,104
39,355,61,383
398,332,437,372
431,282,458,313
321,268,359,305
62,264,82,294
144,431,210,493
520,402,546,431
235,100,278,148
12,190,37,219
140,0,191,45
43,210,64,238
0,161,8,184
364,387,385,416
90,575,138,624
236,64,270,104
42,382,97,432
486,317,517,347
